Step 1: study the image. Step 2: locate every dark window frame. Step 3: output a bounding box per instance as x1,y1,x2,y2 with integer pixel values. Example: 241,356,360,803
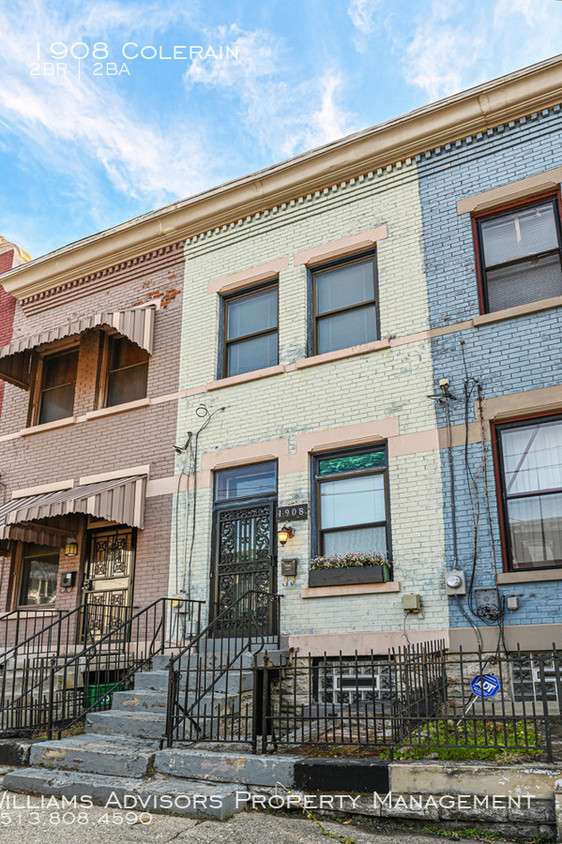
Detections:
310,251,380,357
220,279,279,379
103,334,149,408
311,443,391,564
473,192,562,315
35,345,79,426
492,411,562,573
213,460,278,507
18,543,60,607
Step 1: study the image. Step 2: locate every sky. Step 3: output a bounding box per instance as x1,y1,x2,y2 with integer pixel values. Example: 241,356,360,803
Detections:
1,0,562,260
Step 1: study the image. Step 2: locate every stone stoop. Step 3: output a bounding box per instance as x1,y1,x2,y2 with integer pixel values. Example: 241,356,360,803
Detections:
2,638,285,819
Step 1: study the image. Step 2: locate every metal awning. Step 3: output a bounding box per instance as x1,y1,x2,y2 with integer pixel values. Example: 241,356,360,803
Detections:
0,308,155,389
0,475,147,547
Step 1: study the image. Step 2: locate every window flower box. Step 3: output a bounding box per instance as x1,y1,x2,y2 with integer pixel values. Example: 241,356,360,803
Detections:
308,552,391,587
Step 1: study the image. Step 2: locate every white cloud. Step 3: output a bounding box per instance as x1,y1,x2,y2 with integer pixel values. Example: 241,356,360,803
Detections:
348,0,382,35
185,25,358,159
400,0,562,101
0,0,215,217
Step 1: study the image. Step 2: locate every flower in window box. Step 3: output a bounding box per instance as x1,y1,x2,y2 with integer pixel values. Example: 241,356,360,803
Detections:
309,552,391,587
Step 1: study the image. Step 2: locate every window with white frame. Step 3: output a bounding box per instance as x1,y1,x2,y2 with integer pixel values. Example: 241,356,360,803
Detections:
496,415,562,570
475,198,562,313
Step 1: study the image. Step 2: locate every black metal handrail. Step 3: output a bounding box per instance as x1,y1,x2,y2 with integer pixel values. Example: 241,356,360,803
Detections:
164,589,281,748
0,600,133,735
49,596,204,739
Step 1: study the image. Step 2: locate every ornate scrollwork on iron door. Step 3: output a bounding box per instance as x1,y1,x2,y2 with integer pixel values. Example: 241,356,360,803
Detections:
214,501,276,632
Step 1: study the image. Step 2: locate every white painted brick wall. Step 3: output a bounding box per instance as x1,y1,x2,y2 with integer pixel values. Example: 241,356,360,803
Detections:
170,163,448,643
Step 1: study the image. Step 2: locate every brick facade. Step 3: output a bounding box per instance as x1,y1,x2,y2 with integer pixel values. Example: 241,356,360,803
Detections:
417,106,562,646
0,244,185,615
1,63,560,657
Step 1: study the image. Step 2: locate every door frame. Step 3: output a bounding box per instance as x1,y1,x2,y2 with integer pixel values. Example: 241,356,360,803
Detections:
209,495,277,628
81,524,137,641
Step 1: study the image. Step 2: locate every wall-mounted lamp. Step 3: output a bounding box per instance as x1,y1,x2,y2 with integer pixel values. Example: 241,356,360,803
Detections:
64,539,79,557
277,525,294,546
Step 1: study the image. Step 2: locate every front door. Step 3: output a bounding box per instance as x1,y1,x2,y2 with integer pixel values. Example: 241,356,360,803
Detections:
212,500,277,634
82,525,135,640
211,461,278,635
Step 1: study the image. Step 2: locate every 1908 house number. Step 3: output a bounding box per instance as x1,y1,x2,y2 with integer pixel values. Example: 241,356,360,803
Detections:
277,504,308,521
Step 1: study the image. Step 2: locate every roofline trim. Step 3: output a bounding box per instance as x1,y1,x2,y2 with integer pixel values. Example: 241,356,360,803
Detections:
3,54,562,299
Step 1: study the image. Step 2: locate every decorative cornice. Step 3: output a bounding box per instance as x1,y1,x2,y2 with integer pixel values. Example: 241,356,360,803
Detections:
3,54,562,299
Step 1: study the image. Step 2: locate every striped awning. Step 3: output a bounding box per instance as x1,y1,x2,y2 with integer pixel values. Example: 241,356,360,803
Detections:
0,308,155,389
0,475,147,546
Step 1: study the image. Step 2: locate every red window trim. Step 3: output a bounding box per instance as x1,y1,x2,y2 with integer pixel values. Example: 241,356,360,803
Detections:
491,408,562,573
472,189,562,315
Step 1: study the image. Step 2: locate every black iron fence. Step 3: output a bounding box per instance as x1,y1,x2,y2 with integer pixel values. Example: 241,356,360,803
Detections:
259,643,562,760
163,632,562,760
165,589,282,748
0,597,204,737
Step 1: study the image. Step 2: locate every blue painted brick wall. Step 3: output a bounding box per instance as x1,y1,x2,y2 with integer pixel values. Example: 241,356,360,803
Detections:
418,106,562,633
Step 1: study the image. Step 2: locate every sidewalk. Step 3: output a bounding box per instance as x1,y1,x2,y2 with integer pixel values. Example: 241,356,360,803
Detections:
0,767,479,844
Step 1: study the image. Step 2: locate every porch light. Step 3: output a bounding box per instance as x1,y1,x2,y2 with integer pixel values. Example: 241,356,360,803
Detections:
278,525,294,546
64,539,79,557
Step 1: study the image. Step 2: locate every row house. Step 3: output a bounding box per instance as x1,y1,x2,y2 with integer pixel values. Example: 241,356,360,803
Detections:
0,238,185,648
417,94,562,656
171,55,562,662
0,55,560,685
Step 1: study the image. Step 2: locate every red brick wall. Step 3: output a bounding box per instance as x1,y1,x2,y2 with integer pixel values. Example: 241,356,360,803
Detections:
0,245,185,613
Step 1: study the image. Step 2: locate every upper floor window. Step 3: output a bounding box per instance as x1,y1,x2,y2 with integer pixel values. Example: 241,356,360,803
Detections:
475,197,562,313
313,445,389,557
496,415,562,571
311,253,378,355
223,282,278,378
105,336,149,407
37,348,78,425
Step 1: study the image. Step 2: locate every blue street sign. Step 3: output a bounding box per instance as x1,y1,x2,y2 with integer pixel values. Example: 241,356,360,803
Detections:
470,673,501,698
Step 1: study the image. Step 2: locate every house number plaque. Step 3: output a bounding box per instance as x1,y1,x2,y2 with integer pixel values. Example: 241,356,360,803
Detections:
277,504,308,521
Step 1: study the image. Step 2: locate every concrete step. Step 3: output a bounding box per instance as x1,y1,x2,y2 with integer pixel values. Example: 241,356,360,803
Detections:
135,670,168,691
152,650,255,672
86,691,241,739
2,768,242,819
29,734,159,778
86,711,166,739
111,690,168,713
155,747,297,787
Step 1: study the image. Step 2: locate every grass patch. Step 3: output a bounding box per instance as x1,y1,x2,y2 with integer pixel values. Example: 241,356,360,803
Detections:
380,719,543,761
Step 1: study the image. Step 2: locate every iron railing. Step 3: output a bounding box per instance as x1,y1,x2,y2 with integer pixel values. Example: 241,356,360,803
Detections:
0,608,64,654
164,589,281,748
259,642,562,761
47,596,204,739
0,600,135,735
0,598,203,737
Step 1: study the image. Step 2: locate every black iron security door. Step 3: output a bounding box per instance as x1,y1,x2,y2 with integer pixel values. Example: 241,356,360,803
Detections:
211,499,277,634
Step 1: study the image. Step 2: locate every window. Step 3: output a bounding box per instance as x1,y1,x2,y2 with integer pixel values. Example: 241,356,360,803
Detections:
311,253,378,355
215,461,277,502
105,336,149,407
314,445,389,557
19,544,59,605
223,282,278,377
496,415,562,571
37,348,78,424
475,197,562,313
